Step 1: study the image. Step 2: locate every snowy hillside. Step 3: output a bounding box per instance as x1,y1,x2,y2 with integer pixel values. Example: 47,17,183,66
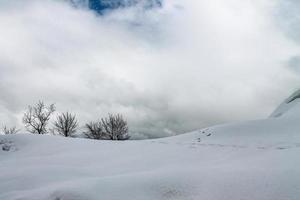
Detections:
0,91,300,200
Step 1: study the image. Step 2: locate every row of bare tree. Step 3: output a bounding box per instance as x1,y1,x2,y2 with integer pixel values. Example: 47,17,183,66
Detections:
2,101,130,140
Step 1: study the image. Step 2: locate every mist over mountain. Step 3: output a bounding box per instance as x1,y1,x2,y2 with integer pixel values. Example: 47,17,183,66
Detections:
0,0,299,139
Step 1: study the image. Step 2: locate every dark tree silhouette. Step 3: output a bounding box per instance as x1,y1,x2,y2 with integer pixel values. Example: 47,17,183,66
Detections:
53,112,78,137
101,114,129,140
23,101,55,134
2,126,19,135
84,121,105,140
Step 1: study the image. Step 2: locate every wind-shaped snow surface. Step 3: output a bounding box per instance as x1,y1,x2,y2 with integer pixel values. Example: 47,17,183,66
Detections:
1,91,300,200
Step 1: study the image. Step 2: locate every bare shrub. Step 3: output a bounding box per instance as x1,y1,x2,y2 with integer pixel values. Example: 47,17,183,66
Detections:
85,114,129,140
23,101,56,134
53,112,78,137
84,121,105,140
2,126,19,135
101,114,129,140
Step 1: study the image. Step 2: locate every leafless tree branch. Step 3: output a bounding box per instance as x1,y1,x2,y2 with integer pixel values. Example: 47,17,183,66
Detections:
53,112,78,137
23,101,56,134
2,126,19,135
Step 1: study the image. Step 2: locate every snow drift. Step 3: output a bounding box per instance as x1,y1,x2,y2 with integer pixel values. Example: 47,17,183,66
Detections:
0,91,300,200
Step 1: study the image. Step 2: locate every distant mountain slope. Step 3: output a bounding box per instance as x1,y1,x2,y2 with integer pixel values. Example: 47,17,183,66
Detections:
169,88,300,148
270,89,300,118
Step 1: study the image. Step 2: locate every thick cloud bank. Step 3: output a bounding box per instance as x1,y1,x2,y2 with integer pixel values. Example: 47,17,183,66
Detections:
0,0,299,138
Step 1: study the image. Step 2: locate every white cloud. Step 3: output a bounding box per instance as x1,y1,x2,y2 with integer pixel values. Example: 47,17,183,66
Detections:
0,0,299,138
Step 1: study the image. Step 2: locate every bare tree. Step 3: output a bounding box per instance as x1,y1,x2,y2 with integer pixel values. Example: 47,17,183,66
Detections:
101,114,129,140
53,112,78,137
84,121,105,140
23,101,56,134
2,126,19,135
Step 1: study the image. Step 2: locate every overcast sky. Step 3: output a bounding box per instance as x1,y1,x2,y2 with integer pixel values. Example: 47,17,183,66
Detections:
0,0,299,138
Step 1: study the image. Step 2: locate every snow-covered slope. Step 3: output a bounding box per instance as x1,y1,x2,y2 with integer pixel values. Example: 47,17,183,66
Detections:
271,89,300,118
0,91,300,200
